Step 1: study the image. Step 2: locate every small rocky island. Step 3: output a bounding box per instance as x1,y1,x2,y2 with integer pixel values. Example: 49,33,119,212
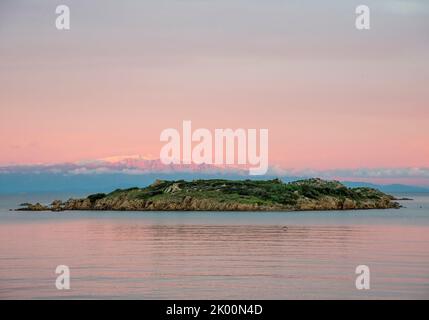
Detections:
17,178,401,212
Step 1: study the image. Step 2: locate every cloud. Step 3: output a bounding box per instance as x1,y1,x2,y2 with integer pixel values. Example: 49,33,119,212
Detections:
0,156,249,175
0,156,428,181
1,155,429,186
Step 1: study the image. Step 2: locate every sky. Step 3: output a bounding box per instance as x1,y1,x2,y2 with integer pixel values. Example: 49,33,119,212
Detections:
0,0,428,184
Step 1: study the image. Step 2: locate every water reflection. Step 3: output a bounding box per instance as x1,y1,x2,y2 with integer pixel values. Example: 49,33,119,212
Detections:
1,218,428,299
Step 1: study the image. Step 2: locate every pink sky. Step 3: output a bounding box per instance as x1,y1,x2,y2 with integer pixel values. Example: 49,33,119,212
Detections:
1,1,428,184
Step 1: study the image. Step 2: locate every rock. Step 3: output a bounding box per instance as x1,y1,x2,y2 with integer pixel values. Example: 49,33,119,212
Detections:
25,202,49,211
342,199,357,210
164,183,182,193
51,200,63,211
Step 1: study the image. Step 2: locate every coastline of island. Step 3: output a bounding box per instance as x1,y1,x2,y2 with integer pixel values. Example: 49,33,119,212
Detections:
15,178,401,212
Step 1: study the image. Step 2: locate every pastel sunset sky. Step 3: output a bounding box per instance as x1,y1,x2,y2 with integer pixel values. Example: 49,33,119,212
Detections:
1,0,428,184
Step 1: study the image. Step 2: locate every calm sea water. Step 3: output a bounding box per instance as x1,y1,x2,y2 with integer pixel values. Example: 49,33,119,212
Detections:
1,193,429,299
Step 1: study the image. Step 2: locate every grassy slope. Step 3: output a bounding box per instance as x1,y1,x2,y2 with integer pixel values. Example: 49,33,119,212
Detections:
87,178,391,208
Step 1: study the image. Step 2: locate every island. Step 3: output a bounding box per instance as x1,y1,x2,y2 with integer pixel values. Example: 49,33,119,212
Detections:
16,178,401,212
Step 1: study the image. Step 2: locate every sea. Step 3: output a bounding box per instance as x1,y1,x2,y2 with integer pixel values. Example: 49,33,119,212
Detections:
1,192,428,299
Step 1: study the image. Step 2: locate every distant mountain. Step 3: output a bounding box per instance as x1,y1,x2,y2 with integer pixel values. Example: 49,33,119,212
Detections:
0,171,298,194
1,171,428,194
1,159,428,194
342,181,429,193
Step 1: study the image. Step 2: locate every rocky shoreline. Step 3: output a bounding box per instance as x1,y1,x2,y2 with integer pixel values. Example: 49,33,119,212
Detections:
16,178,401,212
